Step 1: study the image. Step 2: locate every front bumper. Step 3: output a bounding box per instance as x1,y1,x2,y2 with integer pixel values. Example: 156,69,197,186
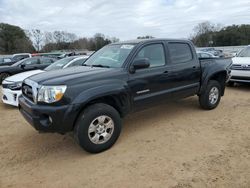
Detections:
1,88,22,107
19,96,81,134
230,70,250,83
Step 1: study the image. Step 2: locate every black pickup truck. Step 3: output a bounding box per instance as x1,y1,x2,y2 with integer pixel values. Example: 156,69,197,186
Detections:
19,39,232,153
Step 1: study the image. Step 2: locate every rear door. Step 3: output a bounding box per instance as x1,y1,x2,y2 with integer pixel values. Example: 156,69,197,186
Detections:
166,42,201,98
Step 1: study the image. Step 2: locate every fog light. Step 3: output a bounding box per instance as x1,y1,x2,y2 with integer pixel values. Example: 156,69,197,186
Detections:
3,95,7,100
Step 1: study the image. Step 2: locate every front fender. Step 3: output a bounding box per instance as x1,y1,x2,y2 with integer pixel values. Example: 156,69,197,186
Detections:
72,83,130,105
70,82,132,118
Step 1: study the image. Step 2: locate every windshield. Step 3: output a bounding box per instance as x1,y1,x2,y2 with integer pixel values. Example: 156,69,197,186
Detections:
44,56,77,71
84,44,135,68
237,47,250,57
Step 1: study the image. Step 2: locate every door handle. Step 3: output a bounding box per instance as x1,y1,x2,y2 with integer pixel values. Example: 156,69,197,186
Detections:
192,66,196,69
163,70,169,74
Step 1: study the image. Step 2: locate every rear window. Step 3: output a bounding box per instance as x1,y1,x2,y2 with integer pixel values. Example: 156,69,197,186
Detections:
168,43,193,64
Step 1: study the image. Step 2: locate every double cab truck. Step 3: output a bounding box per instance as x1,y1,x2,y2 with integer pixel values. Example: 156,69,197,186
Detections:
19,39,232,153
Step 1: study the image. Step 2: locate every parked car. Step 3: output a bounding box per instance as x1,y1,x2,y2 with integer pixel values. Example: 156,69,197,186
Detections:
12,53,32,62
229,45,250,85
0,56,56,84
1,56,88,106
0,56,13,66
196,51,219,58
201,48,224,57
19,39,232,153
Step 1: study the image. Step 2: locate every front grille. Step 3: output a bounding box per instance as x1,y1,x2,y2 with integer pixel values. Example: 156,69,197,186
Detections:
231,64,250,70
22,83,34,102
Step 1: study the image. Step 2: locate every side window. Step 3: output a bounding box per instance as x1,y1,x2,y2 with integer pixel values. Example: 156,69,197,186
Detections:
4,58,12,63
22,58,38,65
168,43,193,64
40,58,54,64
134,44,165,68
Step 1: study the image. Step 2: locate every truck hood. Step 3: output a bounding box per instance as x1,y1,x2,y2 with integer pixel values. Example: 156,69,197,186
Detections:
5,70,45,83
28,66,125,85
232,57,250,65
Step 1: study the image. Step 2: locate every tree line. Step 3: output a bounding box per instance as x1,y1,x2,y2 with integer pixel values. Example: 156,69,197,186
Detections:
1,22,250,54
0,23,119,54
190,22,250,47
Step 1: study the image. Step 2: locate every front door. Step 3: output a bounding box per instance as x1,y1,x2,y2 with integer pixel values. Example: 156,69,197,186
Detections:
128,43,173,111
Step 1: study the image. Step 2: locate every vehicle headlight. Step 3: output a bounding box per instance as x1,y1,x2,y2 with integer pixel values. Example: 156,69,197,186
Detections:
9,82,22,90
37,85,67,103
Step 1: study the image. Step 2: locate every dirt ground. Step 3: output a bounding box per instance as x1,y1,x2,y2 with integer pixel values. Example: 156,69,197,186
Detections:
0,86,250,188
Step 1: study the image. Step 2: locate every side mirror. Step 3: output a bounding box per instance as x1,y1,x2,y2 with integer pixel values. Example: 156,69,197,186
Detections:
20,64,25,69
130,58,150,73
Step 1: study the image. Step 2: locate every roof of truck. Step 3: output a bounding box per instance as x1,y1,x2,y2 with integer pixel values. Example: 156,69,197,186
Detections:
113,38,190,44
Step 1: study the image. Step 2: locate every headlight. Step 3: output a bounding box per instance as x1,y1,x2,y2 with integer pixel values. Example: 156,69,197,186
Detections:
8,82,22,90
37,85,67,103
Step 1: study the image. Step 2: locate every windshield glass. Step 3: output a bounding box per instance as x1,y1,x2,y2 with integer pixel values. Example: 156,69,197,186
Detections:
237,47,250,57
84,44,135,68
45,56,76,71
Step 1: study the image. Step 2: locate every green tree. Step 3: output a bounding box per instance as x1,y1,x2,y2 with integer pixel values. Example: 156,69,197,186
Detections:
213,25,250,46
191,21,221,47
93,33,111,51
191,22,250,47
0,23,35,54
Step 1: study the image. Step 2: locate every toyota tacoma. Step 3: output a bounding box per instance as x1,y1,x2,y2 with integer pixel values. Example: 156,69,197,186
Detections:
19,39,232,153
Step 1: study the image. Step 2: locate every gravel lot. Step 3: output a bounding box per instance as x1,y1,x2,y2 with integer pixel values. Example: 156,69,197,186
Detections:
0,86,250,188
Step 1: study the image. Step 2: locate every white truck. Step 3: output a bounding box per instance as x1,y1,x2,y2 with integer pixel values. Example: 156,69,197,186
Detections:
229,45,250,85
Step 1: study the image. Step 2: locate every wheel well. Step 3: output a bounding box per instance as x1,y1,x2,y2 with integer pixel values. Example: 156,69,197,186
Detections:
209,71,227,96
72,95,128,131
87,96,122,115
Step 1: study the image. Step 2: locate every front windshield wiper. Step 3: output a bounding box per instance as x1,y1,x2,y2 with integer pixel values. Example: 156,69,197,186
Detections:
91,64,110,68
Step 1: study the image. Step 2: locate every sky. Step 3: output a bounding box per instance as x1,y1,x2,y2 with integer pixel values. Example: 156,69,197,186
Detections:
0,0,250,40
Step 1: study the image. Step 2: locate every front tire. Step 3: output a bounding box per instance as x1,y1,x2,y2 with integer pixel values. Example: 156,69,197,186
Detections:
199,80,221,110
74,103,122,153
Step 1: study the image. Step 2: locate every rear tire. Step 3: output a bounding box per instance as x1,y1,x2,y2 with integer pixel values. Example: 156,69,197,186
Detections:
199,80,221,110
74,103,122,153
0,73,10,84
